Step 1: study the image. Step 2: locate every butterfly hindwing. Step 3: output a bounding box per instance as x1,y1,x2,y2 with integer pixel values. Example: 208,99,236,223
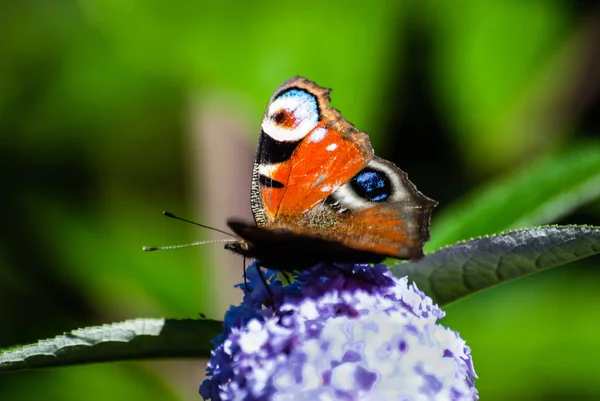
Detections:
319,157,436,259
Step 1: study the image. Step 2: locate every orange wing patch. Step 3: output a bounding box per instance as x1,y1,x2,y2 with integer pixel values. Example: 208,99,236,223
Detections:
275,122,371,218
334,206,428,259
259,162,291,221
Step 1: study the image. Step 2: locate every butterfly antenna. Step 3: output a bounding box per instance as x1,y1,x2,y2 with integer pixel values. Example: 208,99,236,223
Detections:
162,211,237,238
143,239,237,252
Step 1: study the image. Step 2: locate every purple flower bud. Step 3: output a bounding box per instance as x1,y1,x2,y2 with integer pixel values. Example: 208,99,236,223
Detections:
200,263,478,400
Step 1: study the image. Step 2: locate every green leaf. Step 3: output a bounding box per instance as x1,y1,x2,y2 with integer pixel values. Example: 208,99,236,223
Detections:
392,225,600,306
0,318,221,374
428,143,600,251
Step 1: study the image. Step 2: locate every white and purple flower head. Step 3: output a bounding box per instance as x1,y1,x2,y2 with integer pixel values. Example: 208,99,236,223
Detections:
200,263,478,401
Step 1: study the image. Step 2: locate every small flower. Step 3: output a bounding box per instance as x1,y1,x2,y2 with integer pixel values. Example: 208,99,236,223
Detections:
200,263,478,401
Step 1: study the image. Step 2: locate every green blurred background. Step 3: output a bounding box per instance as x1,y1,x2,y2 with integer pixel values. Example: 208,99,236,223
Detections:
1,1,600,400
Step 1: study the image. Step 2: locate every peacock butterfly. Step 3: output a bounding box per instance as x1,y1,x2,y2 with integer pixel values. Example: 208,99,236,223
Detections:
225,77,436,271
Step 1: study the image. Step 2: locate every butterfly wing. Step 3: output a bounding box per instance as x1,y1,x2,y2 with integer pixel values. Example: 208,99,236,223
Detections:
236,77,436,264
315,157,437,259
250,77,374,227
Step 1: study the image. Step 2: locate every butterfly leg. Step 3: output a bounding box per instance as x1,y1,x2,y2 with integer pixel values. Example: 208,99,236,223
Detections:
242,256,250,293
254,263,274,304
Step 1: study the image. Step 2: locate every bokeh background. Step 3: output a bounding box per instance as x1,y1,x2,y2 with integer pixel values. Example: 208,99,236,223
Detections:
1,1,600,400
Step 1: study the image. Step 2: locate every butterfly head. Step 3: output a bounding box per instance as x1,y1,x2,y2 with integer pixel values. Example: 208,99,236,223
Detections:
224,239,251,257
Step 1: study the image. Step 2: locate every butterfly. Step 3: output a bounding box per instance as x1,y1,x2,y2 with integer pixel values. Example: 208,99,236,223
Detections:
225,77,436,271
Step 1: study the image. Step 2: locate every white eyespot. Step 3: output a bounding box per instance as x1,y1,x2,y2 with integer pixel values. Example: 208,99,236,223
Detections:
326,143,338,151
261,89,319,142
330,185,371,210
308,127,327,143
258,164,279,178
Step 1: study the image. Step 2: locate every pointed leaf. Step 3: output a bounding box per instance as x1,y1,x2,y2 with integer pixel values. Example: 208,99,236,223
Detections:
428,144,600,251
392,225,600,306
0,318,222,374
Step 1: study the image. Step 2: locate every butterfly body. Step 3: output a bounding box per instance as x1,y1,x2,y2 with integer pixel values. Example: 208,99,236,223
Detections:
225,221,386,272
225,77,436,270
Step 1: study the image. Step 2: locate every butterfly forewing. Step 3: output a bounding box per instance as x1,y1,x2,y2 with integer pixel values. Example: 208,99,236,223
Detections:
251,77,373,226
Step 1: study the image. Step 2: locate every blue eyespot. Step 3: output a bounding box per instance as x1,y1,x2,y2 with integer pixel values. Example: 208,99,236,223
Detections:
351,169,391,202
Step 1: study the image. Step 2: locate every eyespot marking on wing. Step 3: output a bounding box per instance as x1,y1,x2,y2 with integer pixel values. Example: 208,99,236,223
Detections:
326,158,412,210
261,88,319,142
351,169,391,202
